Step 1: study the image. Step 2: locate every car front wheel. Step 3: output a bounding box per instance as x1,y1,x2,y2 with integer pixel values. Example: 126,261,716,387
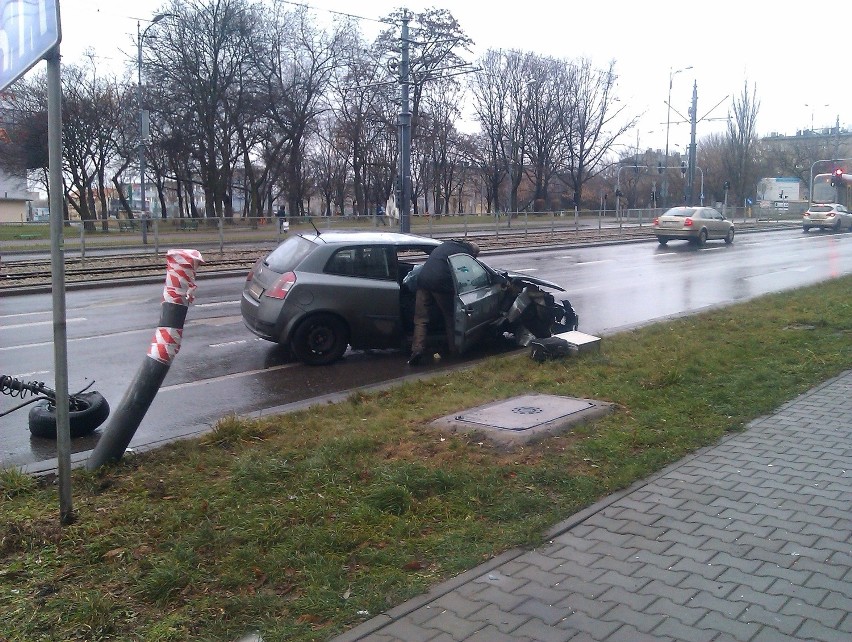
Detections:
291,313,349,365
724,228,734,245
696,229,708,246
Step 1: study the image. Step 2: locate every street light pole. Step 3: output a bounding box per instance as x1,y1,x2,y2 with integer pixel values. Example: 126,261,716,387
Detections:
664,65,692,208
137,13,172,242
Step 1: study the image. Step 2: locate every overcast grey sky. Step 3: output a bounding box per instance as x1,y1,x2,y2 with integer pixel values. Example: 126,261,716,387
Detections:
54,0,845,154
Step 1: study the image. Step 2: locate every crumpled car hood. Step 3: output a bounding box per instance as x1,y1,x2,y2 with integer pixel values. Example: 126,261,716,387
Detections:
500,270,565,292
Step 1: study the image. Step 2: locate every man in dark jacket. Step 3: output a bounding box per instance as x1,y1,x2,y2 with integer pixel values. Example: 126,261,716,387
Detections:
408,239,480,365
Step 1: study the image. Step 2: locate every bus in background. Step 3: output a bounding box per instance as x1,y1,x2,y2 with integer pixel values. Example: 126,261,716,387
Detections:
804,169,852,232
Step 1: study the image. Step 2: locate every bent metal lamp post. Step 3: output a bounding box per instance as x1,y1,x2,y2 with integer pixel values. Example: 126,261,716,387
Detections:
87,249,204,469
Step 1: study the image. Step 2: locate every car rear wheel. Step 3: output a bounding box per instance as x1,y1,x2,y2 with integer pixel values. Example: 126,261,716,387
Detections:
803,226,810,232
696,229,708,246
724,228,734,245
657,237,669,246
291,313,349,365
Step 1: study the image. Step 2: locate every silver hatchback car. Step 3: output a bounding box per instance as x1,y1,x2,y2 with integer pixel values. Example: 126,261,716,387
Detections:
653,206,735,246
240,231,574,365
802,203,852,232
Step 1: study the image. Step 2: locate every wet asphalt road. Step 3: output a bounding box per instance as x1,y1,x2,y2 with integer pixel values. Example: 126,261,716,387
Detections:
2,228,850,470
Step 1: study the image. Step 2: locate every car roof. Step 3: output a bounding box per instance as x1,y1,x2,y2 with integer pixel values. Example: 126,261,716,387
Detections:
297,231,442,248
662,206,719,216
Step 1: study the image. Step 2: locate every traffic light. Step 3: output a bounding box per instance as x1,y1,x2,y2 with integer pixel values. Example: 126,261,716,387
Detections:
615,188,623,198
723,181,730,191
657,161,663,175
831,168,843,187
680,162,687,177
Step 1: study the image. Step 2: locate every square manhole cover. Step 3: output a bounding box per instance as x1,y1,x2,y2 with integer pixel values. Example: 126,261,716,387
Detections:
455,395,594,431
432,394,613,449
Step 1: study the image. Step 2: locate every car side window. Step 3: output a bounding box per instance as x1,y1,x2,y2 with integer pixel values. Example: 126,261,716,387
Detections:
325,246,393,280
325,249,356,276
449,254,490,294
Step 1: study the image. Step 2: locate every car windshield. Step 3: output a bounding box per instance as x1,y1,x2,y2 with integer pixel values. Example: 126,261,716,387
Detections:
264,236,316,272
808,205,833,212
665,208,697,218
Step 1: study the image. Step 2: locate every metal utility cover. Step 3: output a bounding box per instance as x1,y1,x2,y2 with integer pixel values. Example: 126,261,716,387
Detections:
432,394,613,449
456,395,593,431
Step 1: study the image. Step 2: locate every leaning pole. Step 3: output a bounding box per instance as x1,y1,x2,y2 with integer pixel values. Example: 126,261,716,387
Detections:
87,249,204,470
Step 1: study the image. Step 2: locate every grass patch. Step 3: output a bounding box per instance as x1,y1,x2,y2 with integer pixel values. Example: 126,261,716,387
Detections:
2,276,850,641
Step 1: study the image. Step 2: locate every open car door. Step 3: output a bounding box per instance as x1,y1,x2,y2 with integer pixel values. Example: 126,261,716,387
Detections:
449,253,504,354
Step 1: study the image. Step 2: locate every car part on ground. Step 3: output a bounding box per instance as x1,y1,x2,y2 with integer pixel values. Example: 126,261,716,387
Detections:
1,374,110,439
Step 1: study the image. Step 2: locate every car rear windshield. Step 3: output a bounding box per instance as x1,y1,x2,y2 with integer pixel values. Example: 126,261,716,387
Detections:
667,208,697,218
809,205,832,212
264,236,316,272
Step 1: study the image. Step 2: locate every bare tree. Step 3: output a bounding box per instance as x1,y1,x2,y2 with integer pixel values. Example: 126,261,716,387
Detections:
724,80,760,204
147,0,258,219
559,58,635,208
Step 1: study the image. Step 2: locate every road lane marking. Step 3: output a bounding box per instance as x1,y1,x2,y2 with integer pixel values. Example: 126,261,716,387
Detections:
575,259,615,266
512,268,537,272
0,327,150,351
744,267,811,280
195,300,240,308
0,317,87,331
160,364,299,392
209,339,249,348
0,310,51,320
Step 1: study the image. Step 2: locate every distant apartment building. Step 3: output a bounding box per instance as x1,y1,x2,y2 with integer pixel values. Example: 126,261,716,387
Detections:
0,167,37,222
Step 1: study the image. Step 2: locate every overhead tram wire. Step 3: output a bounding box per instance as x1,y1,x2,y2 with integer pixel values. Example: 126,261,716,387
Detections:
276,0,395,26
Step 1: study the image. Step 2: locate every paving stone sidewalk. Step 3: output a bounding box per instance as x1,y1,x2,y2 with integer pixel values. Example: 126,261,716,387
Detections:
332,370,852,642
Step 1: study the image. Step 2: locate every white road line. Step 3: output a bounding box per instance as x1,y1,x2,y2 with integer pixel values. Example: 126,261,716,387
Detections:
0,310,51,320
7,370,50,379
744,267,811,280
195,300,240,308
208,339,249,348
511,268,537,273
160,364,299,392
575,259,615,266
0,317,87,331
0,327,150,351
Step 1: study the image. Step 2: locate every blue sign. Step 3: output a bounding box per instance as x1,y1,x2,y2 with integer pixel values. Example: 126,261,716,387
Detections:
0,0,61,92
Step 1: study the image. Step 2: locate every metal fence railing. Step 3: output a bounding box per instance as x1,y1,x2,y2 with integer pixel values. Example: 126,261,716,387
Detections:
0,206,793,257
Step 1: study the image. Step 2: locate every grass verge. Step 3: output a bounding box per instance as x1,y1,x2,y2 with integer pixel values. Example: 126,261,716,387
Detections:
2,276,850,641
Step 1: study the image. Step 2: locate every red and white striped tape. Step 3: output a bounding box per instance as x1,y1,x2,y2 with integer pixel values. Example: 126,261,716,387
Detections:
148,326,184,364
163,249,205,305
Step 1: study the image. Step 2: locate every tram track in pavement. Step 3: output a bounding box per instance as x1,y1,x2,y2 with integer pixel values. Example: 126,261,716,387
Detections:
0,221,794,292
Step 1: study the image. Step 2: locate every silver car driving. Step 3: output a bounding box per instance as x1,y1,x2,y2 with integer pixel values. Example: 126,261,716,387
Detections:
653,206,734,246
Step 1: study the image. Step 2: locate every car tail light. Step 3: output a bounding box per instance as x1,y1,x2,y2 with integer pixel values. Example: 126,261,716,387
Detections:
827,212,836,217
803,212,810,217
246,257,263,282
684,218,694,227
652,217,659,225
265,271,297,299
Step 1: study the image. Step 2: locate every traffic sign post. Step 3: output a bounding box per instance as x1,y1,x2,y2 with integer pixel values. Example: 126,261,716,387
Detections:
1,1,71,524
